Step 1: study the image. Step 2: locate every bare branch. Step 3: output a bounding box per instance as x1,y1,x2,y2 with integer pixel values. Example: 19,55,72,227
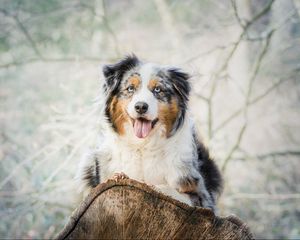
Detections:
193,92,209,103
233,150,300,161
231,0,248,28
213,30,274,136
249,78,286,105
207,79,219,139
153,0,182,50
0,8,44,59
183,45,229,64
101,0,121,57
0,56,112,69
213,76,290,135
13,16,43,58
203,1,275,135
249,0,275,25
79,1,121,57
181,0,277,141
221,123,247,172
226,193,300,200
246,30,274,105
257,150,300,159
245,9,298,43
220,28,275,172
219,0,275,73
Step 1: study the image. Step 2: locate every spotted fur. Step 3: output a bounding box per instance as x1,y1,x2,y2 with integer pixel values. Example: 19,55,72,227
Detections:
77,55,223,212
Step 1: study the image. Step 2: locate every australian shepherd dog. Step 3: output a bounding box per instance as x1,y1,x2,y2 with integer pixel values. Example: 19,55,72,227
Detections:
77,55,223,212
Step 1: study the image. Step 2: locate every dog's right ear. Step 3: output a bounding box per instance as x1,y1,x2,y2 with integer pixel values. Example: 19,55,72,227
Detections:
103,64,117,92
103,55,140,93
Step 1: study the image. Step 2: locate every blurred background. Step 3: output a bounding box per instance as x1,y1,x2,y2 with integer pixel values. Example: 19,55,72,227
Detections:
0,0,300,238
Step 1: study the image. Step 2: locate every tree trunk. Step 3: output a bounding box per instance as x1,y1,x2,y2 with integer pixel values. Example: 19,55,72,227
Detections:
56,179,253,239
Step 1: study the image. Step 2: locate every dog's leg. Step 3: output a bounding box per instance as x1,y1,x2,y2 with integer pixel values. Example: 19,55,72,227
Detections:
76,149,112,193
166,165,215,211
76,151,101,190
177,174,215,211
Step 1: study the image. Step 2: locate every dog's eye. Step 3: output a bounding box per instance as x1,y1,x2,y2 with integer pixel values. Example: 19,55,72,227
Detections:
127,85,135,93
154,86,161,93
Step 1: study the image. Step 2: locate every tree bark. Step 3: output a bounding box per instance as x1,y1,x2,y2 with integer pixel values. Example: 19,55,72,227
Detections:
56,179,253,240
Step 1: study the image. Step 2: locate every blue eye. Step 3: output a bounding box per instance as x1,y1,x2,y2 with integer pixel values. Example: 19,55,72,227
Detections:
127,85,135,92
154,86,161,93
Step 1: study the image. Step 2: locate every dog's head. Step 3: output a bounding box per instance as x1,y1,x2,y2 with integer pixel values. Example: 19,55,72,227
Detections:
103,55,190,139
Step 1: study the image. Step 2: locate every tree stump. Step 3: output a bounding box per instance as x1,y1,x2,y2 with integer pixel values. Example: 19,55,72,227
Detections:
56,178,253,239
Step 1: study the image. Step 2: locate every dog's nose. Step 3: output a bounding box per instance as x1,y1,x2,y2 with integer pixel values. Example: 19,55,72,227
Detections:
134,102,148,114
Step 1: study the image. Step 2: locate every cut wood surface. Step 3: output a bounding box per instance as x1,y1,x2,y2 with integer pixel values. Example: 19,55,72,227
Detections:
56,178,253,239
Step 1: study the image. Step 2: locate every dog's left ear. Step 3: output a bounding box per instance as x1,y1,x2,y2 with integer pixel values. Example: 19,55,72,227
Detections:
167,68,191,103
103,55,140,93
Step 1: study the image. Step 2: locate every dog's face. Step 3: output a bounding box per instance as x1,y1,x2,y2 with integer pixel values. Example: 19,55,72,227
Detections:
103,55,190,139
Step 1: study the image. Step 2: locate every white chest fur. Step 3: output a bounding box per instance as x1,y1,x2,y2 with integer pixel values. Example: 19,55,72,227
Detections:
105,136,168,185
101,118,197,187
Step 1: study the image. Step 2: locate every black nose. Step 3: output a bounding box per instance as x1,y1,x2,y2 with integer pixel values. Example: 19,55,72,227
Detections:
134,102,148,114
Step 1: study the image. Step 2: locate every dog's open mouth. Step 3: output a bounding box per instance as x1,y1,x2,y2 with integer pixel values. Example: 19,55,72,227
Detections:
132,118,158,138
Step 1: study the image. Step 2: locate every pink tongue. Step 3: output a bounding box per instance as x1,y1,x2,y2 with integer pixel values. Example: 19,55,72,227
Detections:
133,119,152,138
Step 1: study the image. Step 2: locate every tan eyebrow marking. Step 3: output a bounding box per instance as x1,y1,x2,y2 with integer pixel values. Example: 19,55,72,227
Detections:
128,75,141,88
148,79,159,89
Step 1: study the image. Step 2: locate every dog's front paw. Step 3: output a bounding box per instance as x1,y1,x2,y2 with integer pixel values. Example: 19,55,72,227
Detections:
177,176,199,194
111,172,129,181
154,184,193,206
